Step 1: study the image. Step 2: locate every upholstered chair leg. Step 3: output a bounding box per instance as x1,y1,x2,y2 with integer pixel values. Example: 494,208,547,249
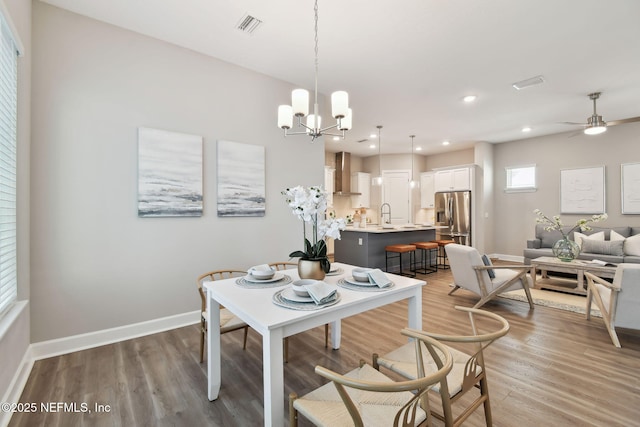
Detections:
289,393,298,427
372,353,380,370
447,285,461,295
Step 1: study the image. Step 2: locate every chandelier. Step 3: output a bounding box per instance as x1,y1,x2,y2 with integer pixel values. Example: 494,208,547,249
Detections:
277,0,352,141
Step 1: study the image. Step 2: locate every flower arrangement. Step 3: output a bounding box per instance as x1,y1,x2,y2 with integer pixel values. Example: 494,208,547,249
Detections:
533,209,608,239
282,185,346,273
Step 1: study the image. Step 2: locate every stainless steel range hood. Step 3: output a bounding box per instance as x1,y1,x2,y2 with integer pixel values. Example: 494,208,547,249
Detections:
333,152,361,196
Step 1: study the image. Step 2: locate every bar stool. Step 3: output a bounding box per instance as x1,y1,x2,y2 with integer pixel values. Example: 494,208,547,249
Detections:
432,239,455,269
385,244,416,278
411,241,438,274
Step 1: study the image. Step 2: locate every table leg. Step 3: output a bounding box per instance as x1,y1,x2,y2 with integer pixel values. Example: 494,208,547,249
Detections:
263,328,284,427
330,320,341,349
576,270,585,292
530,265,538,289
207,290,222,401
407,288,423,330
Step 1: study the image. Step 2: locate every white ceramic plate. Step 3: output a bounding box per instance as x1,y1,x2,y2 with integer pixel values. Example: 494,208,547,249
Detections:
243,272,284,283
281,287,314,303
344,276,378,287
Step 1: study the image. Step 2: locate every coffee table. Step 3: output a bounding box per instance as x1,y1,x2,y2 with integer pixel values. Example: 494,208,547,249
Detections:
530,256,617,295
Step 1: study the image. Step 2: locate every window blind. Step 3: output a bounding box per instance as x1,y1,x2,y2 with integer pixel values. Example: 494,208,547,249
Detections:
0,12,18,317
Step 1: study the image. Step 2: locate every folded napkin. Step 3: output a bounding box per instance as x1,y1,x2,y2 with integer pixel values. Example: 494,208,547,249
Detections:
367,269,393,288
303,280,337,305
248,264,273,274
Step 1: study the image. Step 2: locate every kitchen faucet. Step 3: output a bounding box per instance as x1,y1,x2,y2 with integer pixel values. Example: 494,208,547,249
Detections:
380,203,391,224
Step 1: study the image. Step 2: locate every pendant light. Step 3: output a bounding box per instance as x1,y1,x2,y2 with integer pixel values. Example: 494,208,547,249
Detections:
372,125,383,186
409,135,419,188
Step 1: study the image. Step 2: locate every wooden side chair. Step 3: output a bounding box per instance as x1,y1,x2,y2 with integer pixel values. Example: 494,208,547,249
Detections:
196,270,249,363
445,243,534,309
373,306,510,427
269,261,330,361
585,264,640,348
290,330,453,427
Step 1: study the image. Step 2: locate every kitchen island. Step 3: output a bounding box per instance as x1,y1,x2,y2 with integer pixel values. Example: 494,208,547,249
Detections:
334,225,442,270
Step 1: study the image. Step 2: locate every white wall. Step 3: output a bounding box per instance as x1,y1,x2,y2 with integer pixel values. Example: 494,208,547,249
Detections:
493,122,640,257
30,3,324,342
0,0,31,411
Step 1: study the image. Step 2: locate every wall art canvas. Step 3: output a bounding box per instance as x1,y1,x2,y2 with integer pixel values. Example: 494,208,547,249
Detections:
138,127,203,217
217,140,265,217
560,166,605,214
622,162,640,214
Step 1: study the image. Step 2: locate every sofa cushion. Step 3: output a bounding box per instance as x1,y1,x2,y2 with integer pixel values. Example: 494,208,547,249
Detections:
581,239,624,256
586,226,631,239
574,231,604,249
624,234,640,256
632,227,640,237
610,230,626,241
536,224,577,248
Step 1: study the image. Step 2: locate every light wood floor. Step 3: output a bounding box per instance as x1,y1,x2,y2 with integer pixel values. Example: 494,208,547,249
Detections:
10,266,640,427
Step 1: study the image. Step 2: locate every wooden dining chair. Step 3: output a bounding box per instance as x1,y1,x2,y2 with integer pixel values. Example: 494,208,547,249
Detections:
269,261,330,361
196,270,249,363
290,329,453,427
373,306,510,427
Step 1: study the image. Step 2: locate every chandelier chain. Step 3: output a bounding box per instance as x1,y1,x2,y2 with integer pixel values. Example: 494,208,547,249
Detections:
314,0,319,109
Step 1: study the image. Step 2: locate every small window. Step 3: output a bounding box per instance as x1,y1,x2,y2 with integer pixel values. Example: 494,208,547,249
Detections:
505,165,536,192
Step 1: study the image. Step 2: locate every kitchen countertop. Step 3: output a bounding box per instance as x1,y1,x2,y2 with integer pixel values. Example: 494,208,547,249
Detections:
343,224,446,234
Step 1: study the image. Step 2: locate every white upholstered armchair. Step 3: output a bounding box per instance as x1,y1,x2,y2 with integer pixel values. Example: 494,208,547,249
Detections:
585,264,640,348
445,244,534,309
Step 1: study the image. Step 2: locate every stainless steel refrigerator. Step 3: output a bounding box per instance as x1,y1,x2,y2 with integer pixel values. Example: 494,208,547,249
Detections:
435,191,471,246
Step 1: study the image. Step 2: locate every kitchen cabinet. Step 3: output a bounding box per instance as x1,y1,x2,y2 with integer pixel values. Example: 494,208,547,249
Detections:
324,166,335,207
420,172,435,208
434,167,471,192
350,172,371,208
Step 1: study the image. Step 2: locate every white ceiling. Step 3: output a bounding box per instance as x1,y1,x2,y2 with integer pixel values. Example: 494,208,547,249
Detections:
41,0,640,156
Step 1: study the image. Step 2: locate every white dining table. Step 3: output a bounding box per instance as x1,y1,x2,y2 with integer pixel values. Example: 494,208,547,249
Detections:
205,262,426,427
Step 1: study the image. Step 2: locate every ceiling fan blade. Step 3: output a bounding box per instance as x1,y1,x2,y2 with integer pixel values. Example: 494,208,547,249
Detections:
559,121,586,126
567,130,584,138
607,116,640,126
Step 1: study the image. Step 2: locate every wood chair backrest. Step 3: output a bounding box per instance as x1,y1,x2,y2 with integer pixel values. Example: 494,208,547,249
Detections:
196,270,246,312
314,332,453,427
269,262,297,271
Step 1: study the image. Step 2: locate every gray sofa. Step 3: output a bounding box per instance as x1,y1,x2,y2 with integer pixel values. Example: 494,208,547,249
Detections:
524,225,640,265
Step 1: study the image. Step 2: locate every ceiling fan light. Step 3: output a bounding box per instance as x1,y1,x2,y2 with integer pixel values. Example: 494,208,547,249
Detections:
584,125,607,135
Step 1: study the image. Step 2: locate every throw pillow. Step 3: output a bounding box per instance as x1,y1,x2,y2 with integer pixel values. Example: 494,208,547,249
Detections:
581,239,624,256
610,230,626,241
573,231,604,249
624,234,640,256
481,254,496,279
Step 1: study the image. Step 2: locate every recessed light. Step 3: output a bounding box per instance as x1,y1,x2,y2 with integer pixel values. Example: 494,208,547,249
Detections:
463,95,477,103
522,126,532,133
369,144,376,149
416,147,422,151
442,140,450,146
369,133,377,138
333,136,340,141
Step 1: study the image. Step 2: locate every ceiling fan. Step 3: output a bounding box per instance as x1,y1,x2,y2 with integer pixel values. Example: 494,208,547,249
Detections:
563,92,640,135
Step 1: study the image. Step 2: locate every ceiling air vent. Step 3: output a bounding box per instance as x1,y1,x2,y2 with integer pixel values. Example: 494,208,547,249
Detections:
236,13,263,35
512,75,545,90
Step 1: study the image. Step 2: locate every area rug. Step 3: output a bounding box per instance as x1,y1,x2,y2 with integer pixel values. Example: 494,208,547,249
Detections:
499,288,602,318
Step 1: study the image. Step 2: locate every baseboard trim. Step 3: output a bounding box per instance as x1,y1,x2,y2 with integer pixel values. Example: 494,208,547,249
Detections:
0,347,33,427
490,253,524,263
30,310,200,361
